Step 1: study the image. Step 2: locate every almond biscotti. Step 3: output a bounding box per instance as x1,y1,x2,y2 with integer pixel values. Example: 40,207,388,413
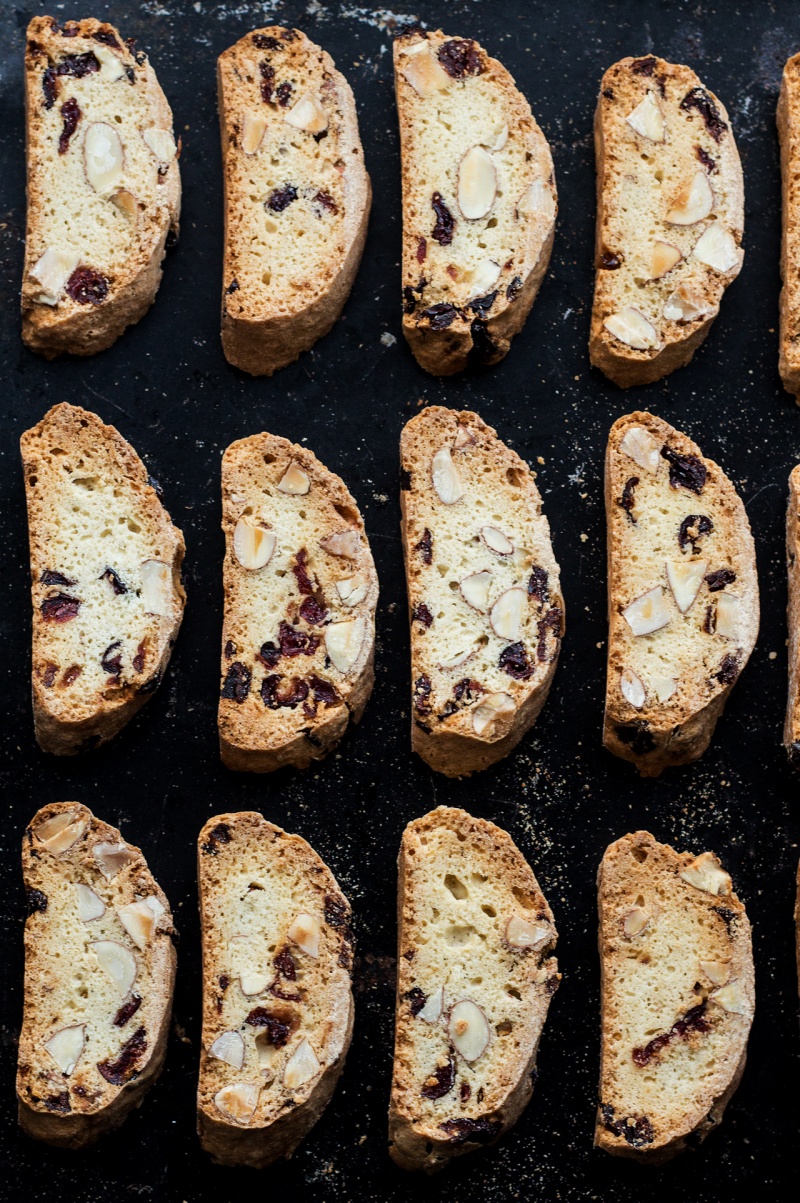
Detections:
17,802,176,1148
21,404,186,755
604,412,758,776
400,406,564,776
394,29,556,375
591,56,743,387
218,432,378,772
778,54,800,398
389,807,559,1173
21,16,180,358
595,831,754,1163
784,466,800,764
197,812,354,1167
218,26,371,375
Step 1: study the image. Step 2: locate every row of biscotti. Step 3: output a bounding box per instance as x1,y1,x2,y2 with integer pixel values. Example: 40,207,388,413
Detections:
25,401,800,778
17,802,766,1170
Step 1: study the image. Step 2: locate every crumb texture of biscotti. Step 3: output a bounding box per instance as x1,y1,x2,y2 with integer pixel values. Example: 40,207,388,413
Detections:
778,54,800,399
17,802,177,1149
595,831,754,1164
784,466,800,762
604,411,758,776
389,807,559,1174
400,406,563,776
197,812,354,1168
218,26,371,375
21,403,186,756
394,29,556,375
21,16,180,358
591,55,743,387
218,431,378,773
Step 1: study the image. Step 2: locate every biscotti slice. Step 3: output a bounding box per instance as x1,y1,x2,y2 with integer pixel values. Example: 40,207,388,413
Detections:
21,16,180,358
394,29,556,375
604,411,758,776
17,802,176,1148
400,406,564,776
595,831,754,1163
21,403,186,755
591,55,743,387
784,466,800,764
197,812,354,1167
218,432,378,772
778,55,800,398
218,26,371,375
389,807,559,1174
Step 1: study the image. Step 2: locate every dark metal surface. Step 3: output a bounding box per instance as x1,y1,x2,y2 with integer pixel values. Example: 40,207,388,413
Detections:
1,1,799,1199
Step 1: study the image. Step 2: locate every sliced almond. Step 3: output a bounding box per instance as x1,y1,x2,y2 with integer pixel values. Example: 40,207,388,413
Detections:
625,90,665,141
452,424,476,450
399,44,450,97
214,1082,260,1124
30,246,80,304
481,526,514,556
621,585,671,636
439,643,479,670
209,1030,245,1070
335,577,368,607
142,127,177,163
460,571,492,613
241,110,268,154
517,178,555,221
490,587,527,641
35,812,86,854
110,188,138,221
277,463,310,495
649,240,682,279
418,985,444,1023
76,883,105,921
715,593,740,638
116,898,161,949
233,518,276,571
458,146,497,220
604,307,659,350
283,1038,320,1090
663,282,716,323
488,123,509,151
472,692,515,738
45,1024,86,1075
91,940,137,997
448,998,490,1063
93,841,134,880
240,971,271,997
284,92,328,134
432,446,464,504
466,258,501,299
622,906,650,937
325,617,365,674
666,558,707,613
320,531,360,559
710,980,749,1015
505,915,552,950
140,559,174,617
620,668,646,709
94,44,126,81
666,170,713,225
651,675,677,702
700,959,730,987
680,851,731,896
287,912,321,958
693,221,739,273
84,122,123,195
620,425,661,474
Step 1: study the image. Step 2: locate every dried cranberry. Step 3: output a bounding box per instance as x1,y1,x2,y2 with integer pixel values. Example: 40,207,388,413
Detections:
245,1007,292,1046
202,823,231,855
274,946,297,980
499,642,534,680
536,607,562,662
266,184,297,212
413,674,432,715
132,641,146,673
41,593,80,622
437,38,483,78
59,50,100,78
97,1027,147,1084
678,514,713,552
42,66,58,108
405,986,427,1016
470,319,497,363
705,568,736,591
314,190,338,213
27,889,48,915
661,445,707,494
696,145,717,172
252,33,283,50
221,662,251,702
713,905,737,930
45,1092,71,1113
40,570,75,586
600,251,622,269
292,549,315,595
713,653,740,685
278,620,318,657
615,721,655,754
259,62,275,102
299,596,327,625
101,642,122,677
506,275,523,300
680,87,727,141
93,28,121,48
324,894,350,930
453,678,482,704
632,1002,709,1066
619,476,639,522
113,994,142,1027
261,674,309,709
600,1104,654,1148
58,97,80,154
416,236,427,263
421,1054,456,1099
275,80,293,106
62,665,82,686
422,302,458,330
460,1082,471,1102
403,286,419,314
42,664,57,688
431,192,455,245
413,603,433,628
469,291,497,316
100,566,127,594
415,527,433,564
528,566,549,604
703,604,716,634
440,1116,501,1144
309,675,338,705
65,266,109,305
630,56,657,75
257,641,280,668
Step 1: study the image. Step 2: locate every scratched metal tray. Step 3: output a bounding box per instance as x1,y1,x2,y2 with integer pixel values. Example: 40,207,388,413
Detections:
1,2,799,1200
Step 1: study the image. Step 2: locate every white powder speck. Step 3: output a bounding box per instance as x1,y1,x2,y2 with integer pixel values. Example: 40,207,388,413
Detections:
380,331,397,346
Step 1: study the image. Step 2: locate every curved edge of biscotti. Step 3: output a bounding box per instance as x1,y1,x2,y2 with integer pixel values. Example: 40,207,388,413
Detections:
17,802,177,1149
21,18,181,360
217,30,372,377
594,830,754,1163
589,57,743,389
388,807,559,1173
778,54,800,400
784,465,800,764
602,411,759,777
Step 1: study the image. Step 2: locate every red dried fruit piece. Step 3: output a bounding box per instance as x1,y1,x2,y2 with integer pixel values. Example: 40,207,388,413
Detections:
416,236,427,263
696,145,717,173
661,445,707,494
45,1092,71,1113
499,641,534,680
404,986,427,1016
278,620,319,657
97,1026,147,1084
92,28,121,48
132,641,146,673
600,1104,654,1148
413,603,433,628
27,889,48,914
245,1007,292,1046
680,87,727,141
66,267,109,305
292,549,315,595
261,674,309,709
58,97,80,154
41,593,81,622
421,1054,456,1099
42,663,57,688
266,184,297,212
323,894,350,931
453,678,482,704
224,638,238,659
460,1082,471,1102
299,596,327,625
273,946,297,980
713,652,741,685
619,476,639,523
413,674,432,714
113,993,142,1027
252,33,283,50
101,641,123,678
414,527,433,565
506,275,523,300
468,291,497,317
703,605,716,634
630,56,657,75
632,1002,709,1066
62,665,82,686
40,569,75,586
527,566,549,604
259,61,275,102
257,641,280,668
202,823,231,855
536,607,562,662
678,514,713,552
705,568,736,591
314,190,338,214
275,81,293,106
221,662,251,702
440,1116,501,1144
600,251,622,269
42,66,58,108
437,38,483,78
309,675,338,705
431,191,455,245
100,566,128,594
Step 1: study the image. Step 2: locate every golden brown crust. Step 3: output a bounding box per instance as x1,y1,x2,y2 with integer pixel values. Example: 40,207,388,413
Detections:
778,56,800,398
784,466,800,761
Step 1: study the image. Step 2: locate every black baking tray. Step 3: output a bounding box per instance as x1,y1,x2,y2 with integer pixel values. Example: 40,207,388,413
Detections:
1,1,799,1200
